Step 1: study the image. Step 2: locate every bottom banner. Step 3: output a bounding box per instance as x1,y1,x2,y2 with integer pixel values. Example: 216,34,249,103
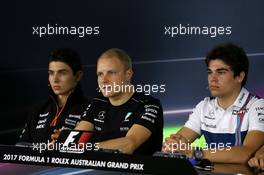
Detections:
0,144,197,175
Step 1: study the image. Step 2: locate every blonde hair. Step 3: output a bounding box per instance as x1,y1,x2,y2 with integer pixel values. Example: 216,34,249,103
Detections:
98,48,132,70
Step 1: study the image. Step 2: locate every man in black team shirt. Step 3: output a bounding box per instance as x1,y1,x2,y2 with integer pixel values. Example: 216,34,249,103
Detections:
53,48,164,155
18,48,89,144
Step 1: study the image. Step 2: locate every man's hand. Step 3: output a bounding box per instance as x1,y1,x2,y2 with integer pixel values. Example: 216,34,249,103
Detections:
162,133,191,155
97,124,151,154
50,128,62,143
248,146,264,170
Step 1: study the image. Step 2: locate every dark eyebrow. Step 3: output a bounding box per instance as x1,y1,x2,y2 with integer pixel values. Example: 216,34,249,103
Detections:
57,69,69,72
216,68,229,71
207,67,230,71
48,69,69,73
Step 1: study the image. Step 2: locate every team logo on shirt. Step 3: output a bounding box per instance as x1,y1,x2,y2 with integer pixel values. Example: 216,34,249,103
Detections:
37,118,47,124
86,104,91,110
83,104,91,117
141,105,158,124
36,113,49,129
98,111,106,120
65,118,78,126
204,115,215,120
94,111,106,123
69,114,81,119
232,108,248,116
238,93,245,104
209,110,214,117
120,127,129,131
258,112,264,117
205,110,215,119
39,112,49,117
123,112,132,122
255,107,264,111
201,122,216,128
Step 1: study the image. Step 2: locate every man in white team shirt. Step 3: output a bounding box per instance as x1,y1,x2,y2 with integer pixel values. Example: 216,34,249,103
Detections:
163,43,264,163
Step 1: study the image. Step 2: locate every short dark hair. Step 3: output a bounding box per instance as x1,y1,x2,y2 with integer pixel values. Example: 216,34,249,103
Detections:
205,43,249,87
49,48,82,74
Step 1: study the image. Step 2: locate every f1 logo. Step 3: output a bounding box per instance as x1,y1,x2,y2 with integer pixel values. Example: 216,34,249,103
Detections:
63,131,79,147
78,132,92,148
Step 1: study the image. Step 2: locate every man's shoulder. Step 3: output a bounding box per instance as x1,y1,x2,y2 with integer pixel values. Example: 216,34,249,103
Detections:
250,93,264,102
131,92,161,105
196,96,215,104
91,96,109,104
26,98,52,120
194,96,215,109
248,94,264,110
34,98,52,110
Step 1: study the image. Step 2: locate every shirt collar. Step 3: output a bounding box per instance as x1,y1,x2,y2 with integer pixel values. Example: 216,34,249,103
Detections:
214,87,249,109
233,87,249,108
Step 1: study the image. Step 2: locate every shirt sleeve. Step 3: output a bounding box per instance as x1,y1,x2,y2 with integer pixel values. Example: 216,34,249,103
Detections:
18,108,37,143
184,100,205,135
18,122,31,143
248,98,264,132
134,99,163,134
